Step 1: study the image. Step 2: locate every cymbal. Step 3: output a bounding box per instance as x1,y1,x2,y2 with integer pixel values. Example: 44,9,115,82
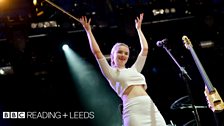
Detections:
183,119,196,126
170,95,190,110
170,95,208,110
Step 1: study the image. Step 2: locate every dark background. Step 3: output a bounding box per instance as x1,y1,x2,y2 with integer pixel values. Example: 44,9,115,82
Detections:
0,0,224,126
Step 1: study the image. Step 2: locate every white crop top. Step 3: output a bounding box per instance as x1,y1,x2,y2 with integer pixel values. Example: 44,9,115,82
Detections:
97,55,147,97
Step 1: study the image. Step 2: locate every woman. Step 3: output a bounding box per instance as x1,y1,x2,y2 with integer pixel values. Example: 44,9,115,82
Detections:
80,13,167,126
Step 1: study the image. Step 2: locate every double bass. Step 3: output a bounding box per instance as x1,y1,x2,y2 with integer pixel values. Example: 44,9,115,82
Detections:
182,35,224,113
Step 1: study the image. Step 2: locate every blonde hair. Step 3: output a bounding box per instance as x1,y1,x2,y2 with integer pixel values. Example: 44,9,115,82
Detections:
110,43,129,67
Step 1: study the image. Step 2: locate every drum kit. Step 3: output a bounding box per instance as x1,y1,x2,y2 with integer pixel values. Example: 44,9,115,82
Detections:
168,95,207,126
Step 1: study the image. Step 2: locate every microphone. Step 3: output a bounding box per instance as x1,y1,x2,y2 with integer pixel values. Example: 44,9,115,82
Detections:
156,38,168,47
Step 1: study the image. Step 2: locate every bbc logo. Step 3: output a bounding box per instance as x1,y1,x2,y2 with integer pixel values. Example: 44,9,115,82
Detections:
3,112,25,119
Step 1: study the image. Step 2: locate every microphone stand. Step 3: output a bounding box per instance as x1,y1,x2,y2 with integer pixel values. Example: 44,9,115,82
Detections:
160,44,201,126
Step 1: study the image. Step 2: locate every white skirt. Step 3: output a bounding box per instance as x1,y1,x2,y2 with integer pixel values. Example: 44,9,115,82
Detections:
122,95,167,126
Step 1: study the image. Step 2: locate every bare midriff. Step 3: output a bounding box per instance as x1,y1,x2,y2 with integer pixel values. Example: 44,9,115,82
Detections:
122,85,148,104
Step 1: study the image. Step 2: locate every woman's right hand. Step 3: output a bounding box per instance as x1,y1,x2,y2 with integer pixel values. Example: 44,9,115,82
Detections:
79,16,92,32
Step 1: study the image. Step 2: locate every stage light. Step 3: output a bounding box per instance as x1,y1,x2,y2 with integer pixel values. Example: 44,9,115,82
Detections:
0,66,14,75
0,69,5,75
153,8,176,16
37,22,44,28
0,0,6,4
152,9,160,16
199,41,214,48
36,10,44,16
43,21,50,28
49,21,57,27
63,48,122,126
159,9,164,14
33,0,45,16
170,8,176,13
31,23,37,29
33,0,37,6
30,21,58,29
165,8,170,14
62,44,69,51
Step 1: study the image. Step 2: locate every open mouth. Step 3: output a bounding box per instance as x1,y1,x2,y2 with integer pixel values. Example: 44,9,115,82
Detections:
119,58,126,61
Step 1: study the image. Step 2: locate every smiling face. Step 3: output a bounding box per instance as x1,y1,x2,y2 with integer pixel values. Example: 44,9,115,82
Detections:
111,43,129,68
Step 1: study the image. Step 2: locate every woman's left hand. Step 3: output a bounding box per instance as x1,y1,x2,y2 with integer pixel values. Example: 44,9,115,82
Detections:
135,13,144,30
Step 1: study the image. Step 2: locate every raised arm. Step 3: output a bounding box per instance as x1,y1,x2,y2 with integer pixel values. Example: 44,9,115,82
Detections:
135,13,148,56
131,13,149,72
79,16,104,59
